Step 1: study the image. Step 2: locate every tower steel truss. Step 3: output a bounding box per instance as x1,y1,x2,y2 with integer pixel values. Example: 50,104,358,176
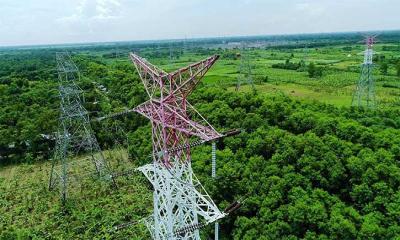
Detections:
49,52,113,203
236,43,255,92
352,36,376,108
130,53,225,239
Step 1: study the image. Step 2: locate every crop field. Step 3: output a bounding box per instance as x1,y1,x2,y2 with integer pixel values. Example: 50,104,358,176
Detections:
119,42,400,107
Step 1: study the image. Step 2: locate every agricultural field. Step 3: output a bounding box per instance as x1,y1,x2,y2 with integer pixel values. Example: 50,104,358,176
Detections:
149,42,400,107
1,32,400,239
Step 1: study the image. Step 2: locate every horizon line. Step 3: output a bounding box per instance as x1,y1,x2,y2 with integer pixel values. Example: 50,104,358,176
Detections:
1,28,399,49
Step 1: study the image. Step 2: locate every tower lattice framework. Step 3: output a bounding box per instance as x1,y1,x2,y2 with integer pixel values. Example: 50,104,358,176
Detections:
130,53,225,239
352,36,376,108
49,52,113,203
236,42,255,92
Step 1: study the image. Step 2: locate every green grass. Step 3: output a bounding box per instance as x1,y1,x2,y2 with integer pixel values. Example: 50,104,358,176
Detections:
0,149,152,239
231,83,351,106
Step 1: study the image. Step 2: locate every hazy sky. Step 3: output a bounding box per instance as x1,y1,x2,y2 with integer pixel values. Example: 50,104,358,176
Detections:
0,0,399,46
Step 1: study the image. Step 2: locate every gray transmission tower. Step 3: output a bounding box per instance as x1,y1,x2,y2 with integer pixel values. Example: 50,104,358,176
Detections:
236,43,255,92
49,52,114,204
302,44,309,64
352,36,376,108
169,43,174,65
183,37,188,55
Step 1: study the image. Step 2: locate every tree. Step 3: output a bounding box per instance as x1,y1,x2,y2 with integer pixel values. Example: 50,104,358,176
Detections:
396,62,400,77
308,63,323,78
380,62,389,75
308,62,316,78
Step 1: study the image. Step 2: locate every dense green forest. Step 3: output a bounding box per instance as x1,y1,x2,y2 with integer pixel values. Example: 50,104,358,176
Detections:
1,32,400,239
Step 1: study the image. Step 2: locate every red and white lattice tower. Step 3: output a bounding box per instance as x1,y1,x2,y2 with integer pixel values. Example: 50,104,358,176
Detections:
130,53,225,239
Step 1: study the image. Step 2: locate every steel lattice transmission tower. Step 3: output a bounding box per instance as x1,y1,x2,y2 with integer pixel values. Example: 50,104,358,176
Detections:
49,52,113,203
352,36,376,108
130,53,225,239
236,42,255,92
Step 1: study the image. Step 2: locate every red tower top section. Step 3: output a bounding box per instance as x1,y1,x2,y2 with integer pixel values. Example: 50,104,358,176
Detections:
130,53,222,165
365,36,376,49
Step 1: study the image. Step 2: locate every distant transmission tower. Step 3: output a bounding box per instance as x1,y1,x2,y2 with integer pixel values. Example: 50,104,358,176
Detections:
130,53,230,239
236,42,255,92
49,52,114,203
169,43,174,65
352,36,376,108
302,44,309,64
183,37,188,55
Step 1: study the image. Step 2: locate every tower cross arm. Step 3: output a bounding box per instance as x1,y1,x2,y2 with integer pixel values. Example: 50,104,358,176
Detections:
129,53,168,98
169,55,219,97
134,100,221,141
